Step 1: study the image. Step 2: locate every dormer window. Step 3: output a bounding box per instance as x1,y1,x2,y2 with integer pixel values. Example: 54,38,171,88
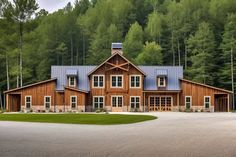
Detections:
157,77,166,87
69,76,76,87
66,69,77,87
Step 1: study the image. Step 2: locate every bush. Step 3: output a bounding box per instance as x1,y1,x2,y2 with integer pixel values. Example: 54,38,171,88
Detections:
59,109,63,113
96,109,100,113
30,108,33,112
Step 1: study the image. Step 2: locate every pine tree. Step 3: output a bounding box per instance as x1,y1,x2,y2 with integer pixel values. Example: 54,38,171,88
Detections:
123,21,143,61
187,22,216,85
220,13,236,109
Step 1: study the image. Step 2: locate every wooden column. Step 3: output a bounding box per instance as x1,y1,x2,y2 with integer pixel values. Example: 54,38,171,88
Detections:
227,94,230,112
177,93,180,111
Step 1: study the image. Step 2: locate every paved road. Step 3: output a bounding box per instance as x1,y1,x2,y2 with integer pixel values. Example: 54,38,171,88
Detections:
0,112,236,157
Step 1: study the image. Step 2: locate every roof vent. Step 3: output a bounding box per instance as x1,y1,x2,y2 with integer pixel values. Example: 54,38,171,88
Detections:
111,43,123,55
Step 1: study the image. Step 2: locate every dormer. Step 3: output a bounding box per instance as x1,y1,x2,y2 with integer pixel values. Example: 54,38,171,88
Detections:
111,43,123,55
156,69,168,89
66,69,78,88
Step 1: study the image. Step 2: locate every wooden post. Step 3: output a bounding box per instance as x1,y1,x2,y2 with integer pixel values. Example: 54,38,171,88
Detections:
228,94,230,112
177,92,180,112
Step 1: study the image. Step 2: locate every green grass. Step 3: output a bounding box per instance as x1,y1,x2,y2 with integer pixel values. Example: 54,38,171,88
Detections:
0,113,157,125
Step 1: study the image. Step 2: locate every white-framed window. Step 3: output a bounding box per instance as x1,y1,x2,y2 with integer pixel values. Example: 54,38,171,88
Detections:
130,75,141,88
130,96,140,109
70,96,77,109
44,96,51,109
157,77,166,87
111,96,123,107
93,75,104,88
185,96,192,109
93,96,104,109
69,76,76,87
204,96,211,108
25,96,32,109
111,75,123,88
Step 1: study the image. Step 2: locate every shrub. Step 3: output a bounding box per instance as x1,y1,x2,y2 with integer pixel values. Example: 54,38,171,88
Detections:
30,108,33,112
96,109,100,113
59,109,63,113
42,110,45,113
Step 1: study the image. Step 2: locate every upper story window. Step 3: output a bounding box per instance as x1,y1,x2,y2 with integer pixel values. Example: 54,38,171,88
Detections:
70,96,77,109
69,76,76,87
157,77,166,87
25,96,32,109
44,96,51,109
204,96,211,108
130,75,141,88
93,75,104,88
185,96,192,109
111,75,123,88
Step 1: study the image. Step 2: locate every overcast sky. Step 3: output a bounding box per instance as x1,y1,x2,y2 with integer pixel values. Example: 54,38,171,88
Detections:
37,0,75,13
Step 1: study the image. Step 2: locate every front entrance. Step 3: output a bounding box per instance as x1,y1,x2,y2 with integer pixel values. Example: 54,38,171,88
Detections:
8,94,21,112
111,96,123,112
148,96,172,111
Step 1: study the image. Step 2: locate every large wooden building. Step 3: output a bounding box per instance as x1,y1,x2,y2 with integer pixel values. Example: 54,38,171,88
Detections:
4,43,233,112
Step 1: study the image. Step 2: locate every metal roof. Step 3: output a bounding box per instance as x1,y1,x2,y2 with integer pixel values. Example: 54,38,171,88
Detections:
66,69,77,76
51,65,183,91
156,69,168,76
139,66,183,90
112,43,122,49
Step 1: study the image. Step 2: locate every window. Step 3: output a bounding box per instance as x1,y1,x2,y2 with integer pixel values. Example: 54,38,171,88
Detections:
69,76,76,87
93,96,104,109
204,96,211,108
185,96,192,109
111,96,123,107
93,75,104,88
130,96,140,109
70,96,77,109
44,96,51,109
25,96,32,109
130,75,141,88
157,77,166,87
111,75,123,88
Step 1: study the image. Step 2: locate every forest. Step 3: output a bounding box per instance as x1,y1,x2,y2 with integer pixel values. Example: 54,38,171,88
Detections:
0,0,236,103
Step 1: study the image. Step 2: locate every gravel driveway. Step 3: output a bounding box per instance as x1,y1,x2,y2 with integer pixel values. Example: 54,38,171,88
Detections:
0,112,236,157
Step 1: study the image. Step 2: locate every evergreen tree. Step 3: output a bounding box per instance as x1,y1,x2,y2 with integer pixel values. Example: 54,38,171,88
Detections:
187,22,216,85
220,14,236,109
123,21,143,61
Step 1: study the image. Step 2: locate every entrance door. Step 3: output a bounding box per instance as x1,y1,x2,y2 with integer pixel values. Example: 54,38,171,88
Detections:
9,94,21,112
149,96,172,111
215,94,228,112
111,96,123,112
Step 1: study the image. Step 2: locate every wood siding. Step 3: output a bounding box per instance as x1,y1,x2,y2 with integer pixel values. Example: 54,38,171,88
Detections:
89,54,144,111
180,80,232,111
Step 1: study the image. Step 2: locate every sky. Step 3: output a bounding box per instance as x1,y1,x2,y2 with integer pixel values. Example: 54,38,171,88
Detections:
37,0,75,13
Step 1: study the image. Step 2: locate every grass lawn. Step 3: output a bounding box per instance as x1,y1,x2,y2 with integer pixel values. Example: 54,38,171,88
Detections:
0,113,157,125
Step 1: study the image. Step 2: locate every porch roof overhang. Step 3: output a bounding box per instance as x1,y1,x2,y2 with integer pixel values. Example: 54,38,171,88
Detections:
3,78,57,94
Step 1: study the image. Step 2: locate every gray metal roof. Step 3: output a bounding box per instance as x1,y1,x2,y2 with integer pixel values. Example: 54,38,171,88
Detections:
51,66,96,91
156,69,168,76
51,65,183,91
66,69,77,76
112,43,122,49
139,66,183,90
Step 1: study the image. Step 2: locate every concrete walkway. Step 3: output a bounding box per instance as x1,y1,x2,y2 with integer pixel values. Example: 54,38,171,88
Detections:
0,112,236,157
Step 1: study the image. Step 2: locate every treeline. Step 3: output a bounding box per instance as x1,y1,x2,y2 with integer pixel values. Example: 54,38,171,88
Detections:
0,0,236,96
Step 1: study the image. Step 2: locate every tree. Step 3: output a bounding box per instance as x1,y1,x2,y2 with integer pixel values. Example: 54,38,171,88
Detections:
135,41,162,65
220,13,236,110
123,21,143,61
145,11,163,44
187,22,216,85
7,0,38,87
